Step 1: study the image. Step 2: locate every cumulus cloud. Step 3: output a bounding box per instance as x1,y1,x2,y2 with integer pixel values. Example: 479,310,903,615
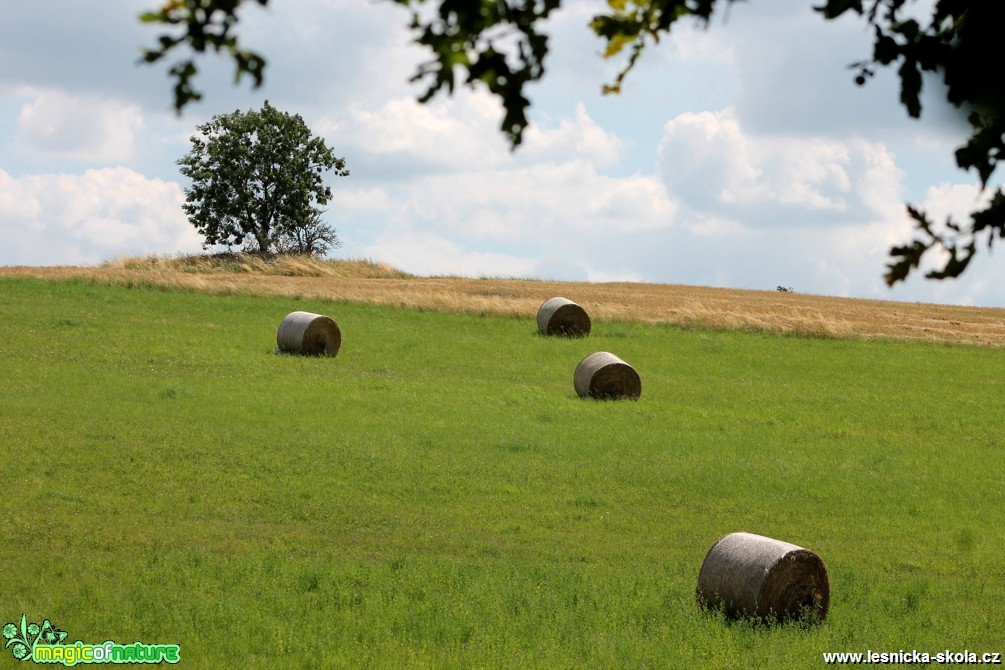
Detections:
16,89,145,163
321,96,676,281
521,103,623,167
892,181,1000,296
644,108,1000,305
316,93,511,175
640,106,939,299
658,108,905,228
318,92,624,178
332,160,677,249
915,182,990,223
0,168,202,265
357,230,650,284
359,232,537,279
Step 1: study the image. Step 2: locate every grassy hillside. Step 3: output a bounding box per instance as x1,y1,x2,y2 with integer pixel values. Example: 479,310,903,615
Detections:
4,254,1005,346
1,276,1003,668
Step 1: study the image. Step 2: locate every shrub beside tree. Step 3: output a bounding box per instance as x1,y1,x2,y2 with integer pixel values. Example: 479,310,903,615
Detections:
177,100,348,257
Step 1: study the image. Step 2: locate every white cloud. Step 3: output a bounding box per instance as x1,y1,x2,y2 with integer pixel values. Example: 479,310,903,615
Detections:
585,268,647,283
895,181,997,292
0,168,202,265
915,182,989,223
658,108,904,226
319,92,624,177
321,95,672,270
336,160,677,248
357,231,649,284
317,93,510,173
323,97,677,282
521,103,623,167
360,232,536,278
15,89,145,163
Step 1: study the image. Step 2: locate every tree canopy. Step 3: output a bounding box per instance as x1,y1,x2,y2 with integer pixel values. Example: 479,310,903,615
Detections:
177,100,348,257
142,0,1004,285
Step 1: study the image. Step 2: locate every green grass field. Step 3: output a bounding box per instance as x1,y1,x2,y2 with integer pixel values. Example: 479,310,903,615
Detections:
1,277,1003,668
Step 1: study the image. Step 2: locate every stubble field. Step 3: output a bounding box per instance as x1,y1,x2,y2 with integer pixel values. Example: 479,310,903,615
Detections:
3,253,1005,347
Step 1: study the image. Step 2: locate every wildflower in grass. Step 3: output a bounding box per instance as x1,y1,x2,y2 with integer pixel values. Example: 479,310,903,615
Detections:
2,623,15,640
12,643,28,659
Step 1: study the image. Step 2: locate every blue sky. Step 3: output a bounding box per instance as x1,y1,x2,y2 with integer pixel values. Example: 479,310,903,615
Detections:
2,0,1003,306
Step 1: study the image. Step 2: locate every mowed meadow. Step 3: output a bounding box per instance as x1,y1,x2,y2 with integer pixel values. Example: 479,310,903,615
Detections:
1,262,1004,668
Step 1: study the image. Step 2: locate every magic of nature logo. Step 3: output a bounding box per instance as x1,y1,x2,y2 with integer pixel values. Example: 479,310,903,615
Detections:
3,614,179,665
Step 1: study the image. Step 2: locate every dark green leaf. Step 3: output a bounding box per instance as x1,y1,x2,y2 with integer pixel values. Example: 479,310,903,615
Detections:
898,59,922,118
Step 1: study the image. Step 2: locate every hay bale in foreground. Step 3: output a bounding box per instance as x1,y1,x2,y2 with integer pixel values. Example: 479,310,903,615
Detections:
537,297,591,337
574,351,641,399
277,311,341,356
696,532,829,623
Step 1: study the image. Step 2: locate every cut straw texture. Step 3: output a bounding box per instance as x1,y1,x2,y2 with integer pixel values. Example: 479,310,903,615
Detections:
573,352,641,399
276,311,342,356
537,297,591,337
696,532,830,624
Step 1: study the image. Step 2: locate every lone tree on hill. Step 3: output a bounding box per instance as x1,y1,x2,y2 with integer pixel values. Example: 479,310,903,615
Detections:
177,100,349,257
147,0,1004,284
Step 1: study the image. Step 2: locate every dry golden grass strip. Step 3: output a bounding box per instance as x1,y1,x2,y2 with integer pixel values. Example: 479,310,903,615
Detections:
3,254,1005,347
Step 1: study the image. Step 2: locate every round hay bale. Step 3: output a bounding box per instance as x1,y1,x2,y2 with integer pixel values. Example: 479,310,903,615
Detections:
537,297,591,337
696,532,829,624
573,351,641,399
276,311,341,356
